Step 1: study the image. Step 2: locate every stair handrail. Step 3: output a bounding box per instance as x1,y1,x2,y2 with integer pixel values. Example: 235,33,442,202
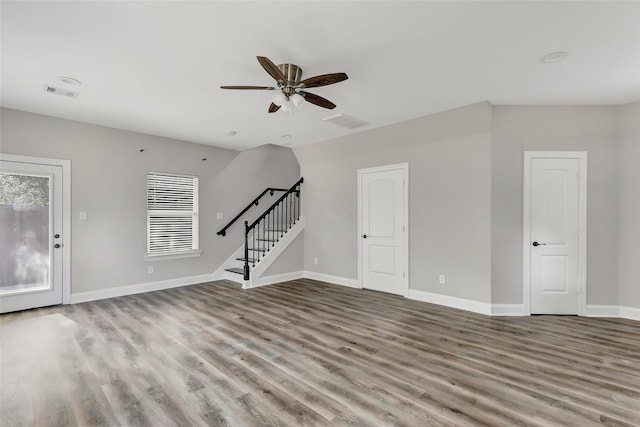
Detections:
217,187,289,236
244,177,304,280
247,177,303,230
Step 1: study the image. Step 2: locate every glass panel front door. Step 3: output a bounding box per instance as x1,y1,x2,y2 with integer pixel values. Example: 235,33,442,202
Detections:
0,159,64,313
0,173,52,294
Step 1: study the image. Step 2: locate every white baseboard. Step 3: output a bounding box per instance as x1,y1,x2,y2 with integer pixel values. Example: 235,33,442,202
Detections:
252,271,304,288
406,289,491,315
302,271,361,289
585,305,620,317
69,271,640,323
70,273,217,304
619,306,640,321
491,304,527,316
586,304,640,321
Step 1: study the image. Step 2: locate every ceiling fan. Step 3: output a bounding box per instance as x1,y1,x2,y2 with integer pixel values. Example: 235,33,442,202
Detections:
221,56,348,113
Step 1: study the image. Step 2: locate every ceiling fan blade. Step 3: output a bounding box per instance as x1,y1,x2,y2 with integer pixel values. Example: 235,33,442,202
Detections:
268,103,281,113
220,85,275,90
299,72,348,88
299,91,336,109
257,56,286,83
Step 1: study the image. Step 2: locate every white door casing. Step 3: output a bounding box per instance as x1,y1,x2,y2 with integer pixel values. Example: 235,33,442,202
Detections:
0,154,71,313
358,163,408,296
523,152,587,315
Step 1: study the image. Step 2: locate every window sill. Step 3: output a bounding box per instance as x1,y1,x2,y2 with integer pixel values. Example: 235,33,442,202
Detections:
145,250,202,262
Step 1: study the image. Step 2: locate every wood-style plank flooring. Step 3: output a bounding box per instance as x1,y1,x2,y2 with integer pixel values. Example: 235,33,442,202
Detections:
1,279,639,426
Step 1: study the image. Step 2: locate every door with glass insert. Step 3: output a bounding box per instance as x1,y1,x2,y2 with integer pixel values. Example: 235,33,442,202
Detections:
1,160,63,313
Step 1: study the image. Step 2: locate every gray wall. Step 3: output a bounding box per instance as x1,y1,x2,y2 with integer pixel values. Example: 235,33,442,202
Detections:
3,102,635,308
1,108,301,295
491,106,620,305
263,232,304,277
617,101,640,309
295,102,493,302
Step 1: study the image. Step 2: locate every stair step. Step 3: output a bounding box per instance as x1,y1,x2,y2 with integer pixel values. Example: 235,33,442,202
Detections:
225,268,244,275
256,238,276,242
264,229,287,233
248,247,268,252
236,257,257,263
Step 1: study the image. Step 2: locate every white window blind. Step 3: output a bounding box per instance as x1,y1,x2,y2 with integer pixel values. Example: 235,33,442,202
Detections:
147,172,199,257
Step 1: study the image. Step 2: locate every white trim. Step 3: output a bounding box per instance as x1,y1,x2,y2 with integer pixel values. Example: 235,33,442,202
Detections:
0,153,72,305
144,250,201,261
406,289,492,315
523,151,587,316
357,163,409,297
584,305,620,317
491,304,527,316
253,271,304,288
212,242,246,282
303,271,361,288
247,217,305,287
212,217,306,287
70,273,216,304
619,306,640,321
585,305,640,321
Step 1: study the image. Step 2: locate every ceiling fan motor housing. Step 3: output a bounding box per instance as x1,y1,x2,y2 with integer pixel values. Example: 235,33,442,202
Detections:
277,64,302,94
277,64,302,84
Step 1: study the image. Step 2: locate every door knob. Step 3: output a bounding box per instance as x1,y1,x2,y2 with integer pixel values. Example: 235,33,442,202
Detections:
54,243,61,249
532,241,547,247
362,234,368,239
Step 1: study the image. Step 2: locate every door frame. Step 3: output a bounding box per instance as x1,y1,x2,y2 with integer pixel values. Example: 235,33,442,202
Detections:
357,163,409,296
523,151,587,315
0,153,71,305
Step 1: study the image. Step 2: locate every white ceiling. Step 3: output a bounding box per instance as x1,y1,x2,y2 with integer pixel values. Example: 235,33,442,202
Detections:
2,1,639,151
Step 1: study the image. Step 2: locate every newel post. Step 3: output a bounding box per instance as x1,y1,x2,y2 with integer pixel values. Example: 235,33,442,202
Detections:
243,221,250,280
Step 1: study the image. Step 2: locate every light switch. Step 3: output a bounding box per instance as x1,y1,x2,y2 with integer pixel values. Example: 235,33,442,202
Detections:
79,211,87,221
216,212,224,220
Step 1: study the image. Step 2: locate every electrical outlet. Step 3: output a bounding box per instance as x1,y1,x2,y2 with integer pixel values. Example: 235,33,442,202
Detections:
314,258,318,265
148,265,154,274
439,274,446,285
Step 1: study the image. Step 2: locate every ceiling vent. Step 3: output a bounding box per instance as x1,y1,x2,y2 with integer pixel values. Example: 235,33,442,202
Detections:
323,113,369,129
44,85,79,98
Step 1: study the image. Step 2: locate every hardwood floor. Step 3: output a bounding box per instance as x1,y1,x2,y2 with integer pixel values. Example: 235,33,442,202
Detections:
1,279,639,427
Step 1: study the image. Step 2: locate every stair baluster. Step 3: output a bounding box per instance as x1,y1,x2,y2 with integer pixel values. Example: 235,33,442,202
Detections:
230,177,303,281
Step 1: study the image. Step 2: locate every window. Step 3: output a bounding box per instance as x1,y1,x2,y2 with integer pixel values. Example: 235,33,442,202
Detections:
146,171,200,259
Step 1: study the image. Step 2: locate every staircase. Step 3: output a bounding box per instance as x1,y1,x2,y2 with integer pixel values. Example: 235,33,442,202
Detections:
214,178,304,288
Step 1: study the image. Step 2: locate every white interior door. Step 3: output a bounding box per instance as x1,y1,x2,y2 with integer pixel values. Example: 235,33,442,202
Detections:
526,155,584,314
359,164,407,296
0,160,64,313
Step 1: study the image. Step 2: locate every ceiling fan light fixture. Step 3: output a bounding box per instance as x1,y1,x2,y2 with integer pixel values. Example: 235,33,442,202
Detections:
291,93,304,106
272,93,285,106
281,100,293,113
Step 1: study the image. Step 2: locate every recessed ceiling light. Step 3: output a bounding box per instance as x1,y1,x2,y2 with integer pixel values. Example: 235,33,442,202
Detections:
282,142,295,147
281,134,292,139
226,130,237,136
58,76,82,86
540,52,568,64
